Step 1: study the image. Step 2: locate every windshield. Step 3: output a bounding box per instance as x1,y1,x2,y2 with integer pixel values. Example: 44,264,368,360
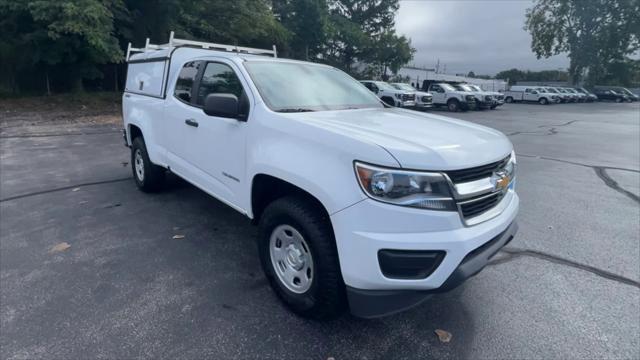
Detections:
391,83,415,91
440,83,456,91
244,61,383,112
468,85,482,91
556,88,567,93
545,88,558,93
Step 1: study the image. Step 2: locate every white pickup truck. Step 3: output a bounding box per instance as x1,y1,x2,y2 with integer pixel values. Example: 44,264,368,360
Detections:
426,83,477,112
504,86,560,105
360,80,416,108
123,33,519,319
389,83,433,110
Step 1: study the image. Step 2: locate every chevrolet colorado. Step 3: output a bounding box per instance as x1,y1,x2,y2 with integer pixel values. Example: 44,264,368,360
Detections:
123,33,519,319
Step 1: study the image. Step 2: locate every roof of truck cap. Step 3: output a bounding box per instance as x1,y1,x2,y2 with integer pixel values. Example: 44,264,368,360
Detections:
128,46,331,68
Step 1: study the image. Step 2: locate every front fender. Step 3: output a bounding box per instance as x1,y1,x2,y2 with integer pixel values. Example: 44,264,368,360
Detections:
245,111,398,217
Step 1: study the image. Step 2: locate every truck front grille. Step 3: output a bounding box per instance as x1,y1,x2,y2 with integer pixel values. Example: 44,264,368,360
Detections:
402,94,415,101
460,191,504,219
445,155,510,183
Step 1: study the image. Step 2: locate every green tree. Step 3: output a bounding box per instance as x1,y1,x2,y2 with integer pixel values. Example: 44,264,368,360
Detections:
0,0,126,93
273,0,329,60
322,0,413,75
525,0,640,85
371,31,414,79
175,0,288,51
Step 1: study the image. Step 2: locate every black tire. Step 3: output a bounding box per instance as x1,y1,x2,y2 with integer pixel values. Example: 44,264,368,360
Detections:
615,97,623,103
131,136,165,192
539,97,549,105
381,96,395,106
258,196,346,319
447,99,460,112
505,96,513,103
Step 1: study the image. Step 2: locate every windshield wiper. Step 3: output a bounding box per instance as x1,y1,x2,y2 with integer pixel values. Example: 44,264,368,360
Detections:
276,108,316,113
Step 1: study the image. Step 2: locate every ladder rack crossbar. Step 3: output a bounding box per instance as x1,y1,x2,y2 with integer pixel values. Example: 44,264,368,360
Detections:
126,31,277,62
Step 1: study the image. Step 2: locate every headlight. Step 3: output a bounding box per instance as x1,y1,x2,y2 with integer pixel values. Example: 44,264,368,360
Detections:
504,151,517,188
354,162,456,210
485,95,492,101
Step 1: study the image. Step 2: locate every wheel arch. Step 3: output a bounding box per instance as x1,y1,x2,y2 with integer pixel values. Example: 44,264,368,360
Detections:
250,174,332,225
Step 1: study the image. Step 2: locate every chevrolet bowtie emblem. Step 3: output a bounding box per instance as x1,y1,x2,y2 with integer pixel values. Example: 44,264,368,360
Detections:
492,171,510,191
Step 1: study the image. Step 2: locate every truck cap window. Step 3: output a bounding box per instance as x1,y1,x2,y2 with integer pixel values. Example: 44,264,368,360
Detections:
174,61,203,103
244,61,383,112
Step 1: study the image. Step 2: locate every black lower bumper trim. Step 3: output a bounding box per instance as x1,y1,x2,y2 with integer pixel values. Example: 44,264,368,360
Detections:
347,221,518,318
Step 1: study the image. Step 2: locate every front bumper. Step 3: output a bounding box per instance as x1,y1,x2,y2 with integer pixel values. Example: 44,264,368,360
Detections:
414,102,434,109
347,221,518,318
399,100,416,108
331,189,519,317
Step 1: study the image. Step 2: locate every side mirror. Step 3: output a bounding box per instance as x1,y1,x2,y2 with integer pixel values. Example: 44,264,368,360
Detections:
203,93,241,120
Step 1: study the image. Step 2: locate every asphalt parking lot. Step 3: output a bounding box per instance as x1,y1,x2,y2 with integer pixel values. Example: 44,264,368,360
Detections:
1,101,639,359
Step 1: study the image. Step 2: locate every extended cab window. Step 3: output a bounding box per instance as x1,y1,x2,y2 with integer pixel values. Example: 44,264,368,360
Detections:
174,61,203,103
195,62,244,106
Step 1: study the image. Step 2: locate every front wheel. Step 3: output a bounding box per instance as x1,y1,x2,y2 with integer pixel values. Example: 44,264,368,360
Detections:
447,99,460,112
615,97,623,103
539,97,549,105
258,196,346,319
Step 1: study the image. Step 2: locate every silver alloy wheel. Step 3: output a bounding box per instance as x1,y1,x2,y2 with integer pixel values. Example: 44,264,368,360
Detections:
134,149,145,182
269,224,314,294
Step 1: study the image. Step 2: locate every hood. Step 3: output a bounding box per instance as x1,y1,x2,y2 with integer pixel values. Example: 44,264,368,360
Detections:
288,108,512,170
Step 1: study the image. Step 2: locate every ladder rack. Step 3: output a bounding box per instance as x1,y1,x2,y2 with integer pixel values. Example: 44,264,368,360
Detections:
126,31,277,62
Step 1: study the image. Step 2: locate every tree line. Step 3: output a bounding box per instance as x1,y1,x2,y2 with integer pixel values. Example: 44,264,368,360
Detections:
525,0,639,87
0,0,414,95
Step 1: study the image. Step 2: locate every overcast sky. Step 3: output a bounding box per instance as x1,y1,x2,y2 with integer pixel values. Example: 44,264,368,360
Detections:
396,0,569,75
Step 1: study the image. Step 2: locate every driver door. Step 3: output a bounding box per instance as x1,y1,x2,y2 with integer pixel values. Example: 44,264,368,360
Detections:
430,85,445,103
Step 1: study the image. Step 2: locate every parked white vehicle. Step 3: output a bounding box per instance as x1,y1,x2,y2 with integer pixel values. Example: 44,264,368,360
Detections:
390,82,433,109
561,88,587,102
360,80,416,108
426,82,477,112
542,87,569,103
123,33,519,319
466,84,505,108
451,83,494,110
504,86,560,105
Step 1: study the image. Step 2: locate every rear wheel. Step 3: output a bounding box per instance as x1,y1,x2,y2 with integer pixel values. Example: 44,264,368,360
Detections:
505,96,513,103
131,137,165,192
258,196,346,319
447,99,460,112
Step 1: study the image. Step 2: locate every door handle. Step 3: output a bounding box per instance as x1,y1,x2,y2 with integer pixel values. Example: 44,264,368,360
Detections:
185,119,199,127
